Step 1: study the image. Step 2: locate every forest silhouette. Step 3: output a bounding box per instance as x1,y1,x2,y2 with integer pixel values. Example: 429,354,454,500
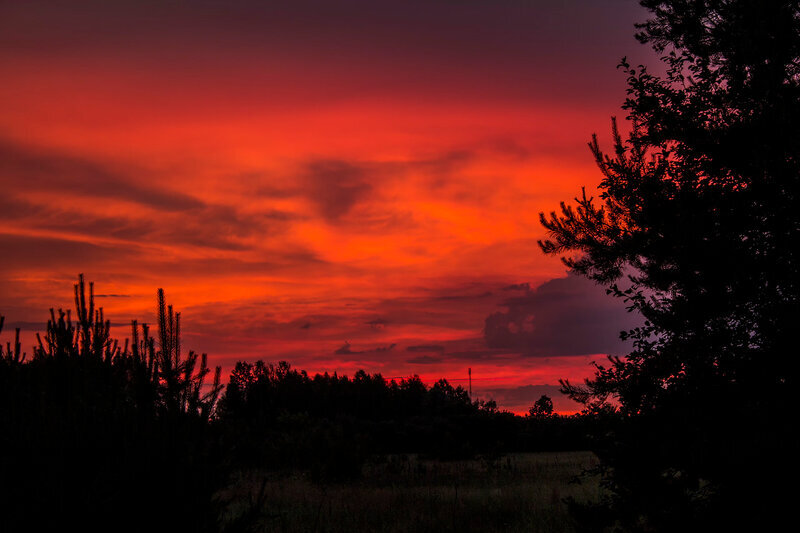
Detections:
2,1,799,531
1,275,597,531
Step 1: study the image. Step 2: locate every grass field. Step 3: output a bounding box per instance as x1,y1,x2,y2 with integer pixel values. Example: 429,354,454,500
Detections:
219,451,601,532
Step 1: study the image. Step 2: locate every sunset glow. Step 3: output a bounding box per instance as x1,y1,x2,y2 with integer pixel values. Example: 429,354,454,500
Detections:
1,0,654,413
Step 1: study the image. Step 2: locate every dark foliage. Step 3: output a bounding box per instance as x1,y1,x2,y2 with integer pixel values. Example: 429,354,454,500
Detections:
216,361,594,480
539,1,800,530
0,275,223,532
528,394,555,418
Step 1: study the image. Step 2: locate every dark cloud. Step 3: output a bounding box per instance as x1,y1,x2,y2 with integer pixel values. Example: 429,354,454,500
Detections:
375,343,396,352
0,195,162,244
223,143,541,233
303,160,372,221
406,344,445,353
410,150,474,183
366,319,387,330
0,140,293,251
4,321,48,332
433,291,493,301
169,204,290,251
503,282,531,291
140,250,334,279
0,139,203,211
0,198,249,251
406,355,442,365
0,169,297,252
446,349,518,361
334,342,356,355
353,282,506,332
274,145,526,227
334,341,396,355
0,232,129,272
484,274,640,357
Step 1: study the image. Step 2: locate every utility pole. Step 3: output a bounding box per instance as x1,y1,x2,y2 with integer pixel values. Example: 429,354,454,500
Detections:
468,367,472,400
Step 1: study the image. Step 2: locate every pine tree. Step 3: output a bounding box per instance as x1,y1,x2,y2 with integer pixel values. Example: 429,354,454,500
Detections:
539,1,800,530
1,276,225,531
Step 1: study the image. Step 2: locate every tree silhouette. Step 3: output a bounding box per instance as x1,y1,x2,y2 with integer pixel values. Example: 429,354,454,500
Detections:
153,287,223,419
540,1,799,530
34,274,120,360
1,275,224,532
528,395,554,418
0,316,24,364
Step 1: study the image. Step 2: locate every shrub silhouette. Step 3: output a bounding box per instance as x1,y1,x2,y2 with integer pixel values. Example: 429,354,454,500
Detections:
0,275,224,532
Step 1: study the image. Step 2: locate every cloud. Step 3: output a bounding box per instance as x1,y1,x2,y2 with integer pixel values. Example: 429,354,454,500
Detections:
334,342,354,355
360,283,504,331
366,319,388,330
0,194,286,252
484,274,640,357
446,349,518,361
3,321,48,332
375,343,396,352
334,341,396,355
140,250,333,279
406,355,442,365
432,291,493,301
406,344,445,353
0,142,303,252
284,146,512,228
0,139,203,211
303,160,372,221
0,232,130,273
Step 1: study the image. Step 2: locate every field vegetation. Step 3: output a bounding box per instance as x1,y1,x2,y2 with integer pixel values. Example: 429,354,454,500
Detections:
219,452,601,533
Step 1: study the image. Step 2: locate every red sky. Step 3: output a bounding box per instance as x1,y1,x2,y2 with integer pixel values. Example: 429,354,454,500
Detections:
0,0,654,413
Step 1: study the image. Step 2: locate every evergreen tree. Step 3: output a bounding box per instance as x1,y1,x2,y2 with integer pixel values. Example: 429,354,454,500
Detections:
539,1,800,530
1,275,224,532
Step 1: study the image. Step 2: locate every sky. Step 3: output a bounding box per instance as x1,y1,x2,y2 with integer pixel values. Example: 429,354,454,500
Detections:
0,0,655,414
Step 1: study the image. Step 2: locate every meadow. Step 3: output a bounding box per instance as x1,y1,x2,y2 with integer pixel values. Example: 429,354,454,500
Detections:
219,451,601,533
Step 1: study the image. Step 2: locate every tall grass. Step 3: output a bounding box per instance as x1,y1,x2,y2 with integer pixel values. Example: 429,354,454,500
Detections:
219,451,601,533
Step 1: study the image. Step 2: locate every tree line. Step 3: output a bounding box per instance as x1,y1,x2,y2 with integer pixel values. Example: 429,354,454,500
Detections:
0,275,596,531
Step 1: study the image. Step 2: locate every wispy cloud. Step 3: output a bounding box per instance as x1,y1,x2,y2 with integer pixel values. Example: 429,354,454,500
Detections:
0,139,203,211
